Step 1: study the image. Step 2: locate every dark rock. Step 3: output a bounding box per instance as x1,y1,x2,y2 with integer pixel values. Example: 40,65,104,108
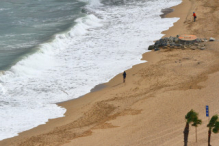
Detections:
209,37,215,41
151,37,205,51
175,44,181,47
155,40,160,44
173,37,179,43
154,48,160,51
148,45,155,50
170,43,175,46
164,37,169,41
169,36,174,42
196,38,202,42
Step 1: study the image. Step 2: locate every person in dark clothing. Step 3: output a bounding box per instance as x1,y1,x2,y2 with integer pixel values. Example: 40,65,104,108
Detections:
193,12,196,22
123,71,126,83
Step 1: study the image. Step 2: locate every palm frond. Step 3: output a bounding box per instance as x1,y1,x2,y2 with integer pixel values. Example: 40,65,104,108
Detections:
185,109,198,123
213,121,219,133
207,115,218,128
192,117,202,127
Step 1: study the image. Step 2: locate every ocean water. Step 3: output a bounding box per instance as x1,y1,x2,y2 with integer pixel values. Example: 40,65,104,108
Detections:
0,0,181,141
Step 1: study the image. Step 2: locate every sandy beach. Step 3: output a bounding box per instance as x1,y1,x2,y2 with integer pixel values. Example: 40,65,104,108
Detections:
1,0,219,145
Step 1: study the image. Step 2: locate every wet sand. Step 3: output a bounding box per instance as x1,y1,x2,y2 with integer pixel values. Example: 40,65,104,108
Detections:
160,8,173,18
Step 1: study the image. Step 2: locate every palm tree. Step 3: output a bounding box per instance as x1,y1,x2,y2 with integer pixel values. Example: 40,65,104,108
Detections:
192,116,202,142
207,115,219,146
213,121,219,133
184,109,198,146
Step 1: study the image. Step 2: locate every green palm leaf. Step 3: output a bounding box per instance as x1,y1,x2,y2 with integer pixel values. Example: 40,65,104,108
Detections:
207,115,218,128
213,121,219,133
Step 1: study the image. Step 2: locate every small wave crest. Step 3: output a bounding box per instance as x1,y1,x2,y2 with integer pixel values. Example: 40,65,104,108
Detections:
0,14,102,83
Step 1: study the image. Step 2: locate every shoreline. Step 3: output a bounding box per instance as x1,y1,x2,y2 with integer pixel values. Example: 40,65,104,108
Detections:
160,8,174,18
57,4,179,106
52,3,175,110
0,0,185,145
2,0,219,145
85,6,175,94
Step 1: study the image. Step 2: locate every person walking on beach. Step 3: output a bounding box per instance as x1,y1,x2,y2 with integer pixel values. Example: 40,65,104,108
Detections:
193,12,197,22
123,71,126,83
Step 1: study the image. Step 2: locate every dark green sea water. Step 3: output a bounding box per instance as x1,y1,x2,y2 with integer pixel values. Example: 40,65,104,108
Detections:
0,0,86,70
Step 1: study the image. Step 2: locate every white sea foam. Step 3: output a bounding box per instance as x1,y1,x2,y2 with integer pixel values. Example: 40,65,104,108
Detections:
0,0,181,141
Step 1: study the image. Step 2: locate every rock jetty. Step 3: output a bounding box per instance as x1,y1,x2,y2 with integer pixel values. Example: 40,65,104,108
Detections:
148,35,213,51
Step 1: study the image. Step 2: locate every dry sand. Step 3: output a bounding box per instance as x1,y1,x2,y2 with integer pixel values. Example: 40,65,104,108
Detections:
1,0,219,145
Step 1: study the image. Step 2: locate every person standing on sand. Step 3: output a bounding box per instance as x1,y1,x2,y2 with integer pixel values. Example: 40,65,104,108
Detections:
123,71,126,83
193,12,197,22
